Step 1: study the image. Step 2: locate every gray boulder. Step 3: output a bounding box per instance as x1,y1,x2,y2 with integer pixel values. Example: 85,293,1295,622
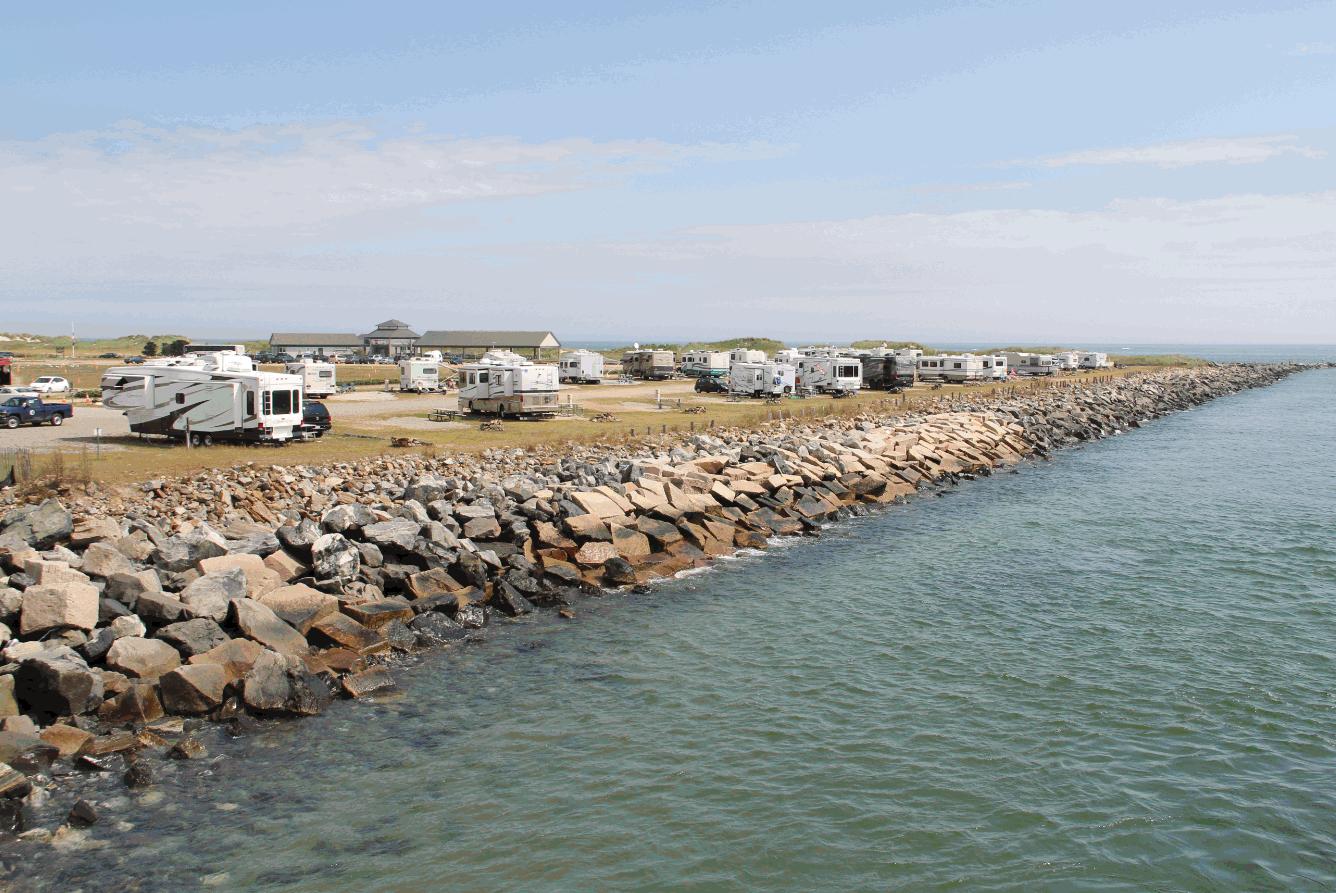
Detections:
311,533,360,580
230,598,308,656
0,500,73,550
159,663,228,715
179,568,247,622
320,504,375,535
275,518,321,557
361,519,420,552
105,636,181,679
242,650,330,716
105,569,163,608
156,618,230,657
15,650,104,716
79,542,133,580
134,591,187,626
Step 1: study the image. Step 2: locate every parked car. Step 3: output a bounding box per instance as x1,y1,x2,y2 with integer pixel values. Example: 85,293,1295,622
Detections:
299,400,331,438
274,353,295,363
0,386,38,398
252,351,275,363
98,352,120,359
694,372,729,393
28,376,71,394
1,396,73,428
125,356,146,364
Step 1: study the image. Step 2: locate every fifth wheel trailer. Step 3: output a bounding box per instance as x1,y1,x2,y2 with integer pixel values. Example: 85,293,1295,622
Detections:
101,350,303,445
729,362,796,397
621,349,676,380
558,349,605,384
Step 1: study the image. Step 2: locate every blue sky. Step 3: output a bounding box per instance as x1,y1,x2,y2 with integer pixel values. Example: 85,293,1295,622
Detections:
2,1,1333,342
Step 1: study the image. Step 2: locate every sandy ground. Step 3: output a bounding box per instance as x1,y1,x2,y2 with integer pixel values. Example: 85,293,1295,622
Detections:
0,404,130,452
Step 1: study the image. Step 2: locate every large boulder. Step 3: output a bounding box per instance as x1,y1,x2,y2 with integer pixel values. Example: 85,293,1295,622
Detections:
311,533,360,580
19,582,99,635
463,516,502,540
320,504,375,535
155,618,230,657
79,542,133,580
159,663,228,715
104,569,163,609
573,541,618,567
155,530,227,573
98,682,164,725
15,650,104,716
307,613,386,655
0,500,73,550
257,584,338,635
275,518,320,557
197,554,282,598
69,516,121,548
179,568,247,622
361,519,421,552
24,559,90,588
105,636,181,679
134,591,188,626
242,650,331,716
230,598,309,657
188,637,265,683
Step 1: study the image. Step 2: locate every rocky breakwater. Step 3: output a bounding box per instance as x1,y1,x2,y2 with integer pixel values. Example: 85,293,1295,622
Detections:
0,363,1301,843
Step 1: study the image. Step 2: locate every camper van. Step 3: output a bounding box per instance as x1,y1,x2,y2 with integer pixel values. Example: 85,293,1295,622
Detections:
1079,351,1112,369
728,348,767,364
1004,352,1059,376
100,350,303,445
729,362,796,398
285,360,336,398
680,350,730,378
458,350,560,416
558,349,604,384
796,356,862,396
399,358,442,393
621,349,676,380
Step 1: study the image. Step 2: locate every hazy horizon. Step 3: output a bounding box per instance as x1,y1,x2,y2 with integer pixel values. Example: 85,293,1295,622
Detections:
3,2,1333,341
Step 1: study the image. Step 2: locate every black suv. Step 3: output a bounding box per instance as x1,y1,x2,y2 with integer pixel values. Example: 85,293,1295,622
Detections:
694,373,728,393
300,401,332,438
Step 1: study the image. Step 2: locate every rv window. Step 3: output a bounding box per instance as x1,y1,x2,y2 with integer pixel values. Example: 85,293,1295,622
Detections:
422,367,437,375
478,371,489,383
175,393,185,404
246,392,255,416
271,390,291,414
318,370,332,378
954,363,962,369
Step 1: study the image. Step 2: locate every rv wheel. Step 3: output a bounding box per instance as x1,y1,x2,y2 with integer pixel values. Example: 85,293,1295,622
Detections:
190,433,203,447
50,413,63,426
202,434,213,446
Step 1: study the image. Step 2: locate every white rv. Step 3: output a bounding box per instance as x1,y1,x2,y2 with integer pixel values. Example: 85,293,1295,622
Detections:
796,356,862,396
680,350,731,378
459,350,560,416
980,355,1009,381
558,349,604,384
774,348,804,365
729,362,796,398
285,360,336,398
1079,351,1112,369
916,354,988,383
728,348,767,364
1053,351,1081,371
399,358,442,393
101,351,302,445
1004,352,1059,376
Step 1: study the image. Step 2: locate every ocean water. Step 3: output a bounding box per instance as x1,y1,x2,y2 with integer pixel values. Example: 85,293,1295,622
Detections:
11,368,1336,892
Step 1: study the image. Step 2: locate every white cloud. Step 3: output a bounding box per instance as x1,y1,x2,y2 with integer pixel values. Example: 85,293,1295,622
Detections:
1017,134,1324,169
1290,42,1335,56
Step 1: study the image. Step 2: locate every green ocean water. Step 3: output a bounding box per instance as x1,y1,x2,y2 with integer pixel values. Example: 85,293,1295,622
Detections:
12,367,1336,892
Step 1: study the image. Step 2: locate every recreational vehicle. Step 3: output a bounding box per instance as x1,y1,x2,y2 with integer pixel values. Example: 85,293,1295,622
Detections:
728,348,767,364
774,349,804,365
100,351,303,445
285,360,337,398
399,358,442,393
860,355,917,390
917,354,988,383
980,355,1008,381
621,349,676,380
558,349,604,384
796,356,862,396
458,350,560,416
729,362,796,398
1053,351,1081,371
1079,351,1112,369
680,350,730,378
1004,352,1059,376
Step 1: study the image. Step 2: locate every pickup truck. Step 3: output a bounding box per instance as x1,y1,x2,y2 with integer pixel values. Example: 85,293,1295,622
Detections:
1,396,74,428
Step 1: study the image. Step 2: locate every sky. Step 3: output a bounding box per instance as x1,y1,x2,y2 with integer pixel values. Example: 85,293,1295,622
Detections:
1,1,1334,344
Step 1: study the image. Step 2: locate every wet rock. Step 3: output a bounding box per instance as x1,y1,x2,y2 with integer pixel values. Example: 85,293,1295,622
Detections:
342,598,414,630
159,663,229,714
340,668,396,699
382,619,416,651
67,798,98,826
179,568,247,622
242,650,331,717
0,764,32,800
491,581,534,617
230,598,309,657
307,613,386,655
98,683,164,725
0,795,25,833
123,759,154,788
408,611,467,645
0,731,57,768
18,582,99,635
169,737,208,760
15,651,104,716
188,638,265,683
38,723,93,758
602,557,637,586
156,618,230,657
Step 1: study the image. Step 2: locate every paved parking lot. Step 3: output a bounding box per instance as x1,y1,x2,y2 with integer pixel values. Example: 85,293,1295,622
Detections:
0,404,129,452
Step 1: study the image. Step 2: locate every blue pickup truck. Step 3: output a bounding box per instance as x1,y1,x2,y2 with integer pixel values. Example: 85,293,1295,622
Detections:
1,396,74,428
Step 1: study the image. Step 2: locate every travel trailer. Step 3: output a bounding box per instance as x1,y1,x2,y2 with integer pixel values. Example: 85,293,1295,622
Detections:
729,348,767,364
860,355,917,390
621,349,676,380
729,362,796,398
980,355,1008,381
1004,352,1059,376
1053,351,1081,371
774,348,804,365
796,356,862,396
285,360,337,398
680,350,731,378
457,350,560,416
398,358,442,393
916,354,988,383
1079,351,1112,369
558,349,604,384
100,350,303,445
